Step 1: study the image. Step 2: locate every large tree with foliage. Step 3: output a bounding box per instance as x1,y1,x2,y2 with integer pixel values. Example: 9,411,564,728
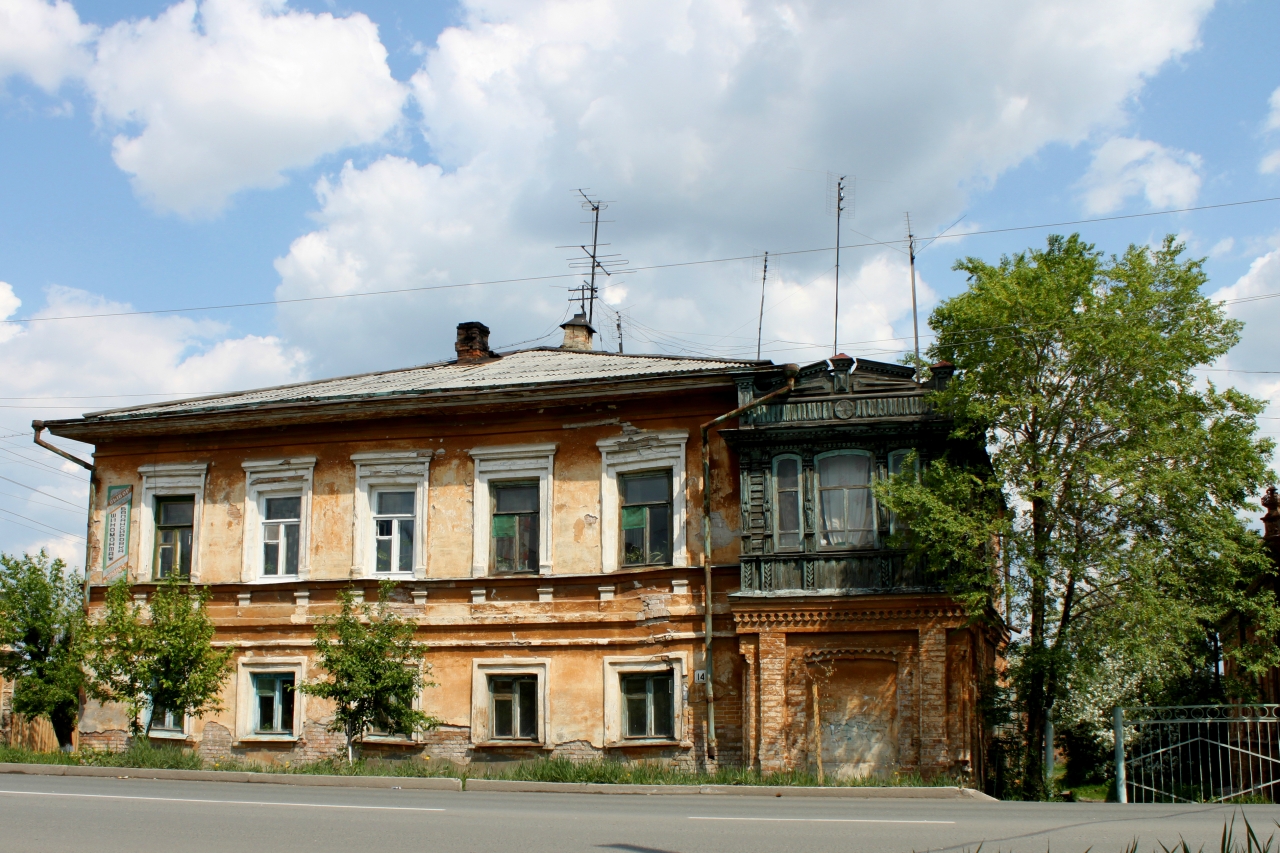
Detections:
300,582,438,762
86,576,233,736
878,235,1277,799
0,552,86,749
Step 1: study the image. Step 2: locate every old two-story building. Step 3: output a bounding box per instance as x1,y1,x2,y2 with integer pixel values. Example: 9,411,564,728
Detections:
42,316,1003,781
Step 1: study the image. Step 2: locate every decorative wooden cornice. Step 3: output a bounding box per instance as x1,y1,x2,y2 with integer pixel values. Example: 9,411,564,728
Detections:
732,604,967,633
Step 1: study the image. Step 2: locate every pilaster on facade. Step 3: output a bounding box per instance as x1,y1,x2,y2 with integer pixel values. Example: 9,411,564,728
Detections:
917,623,949,772
756,631,788,774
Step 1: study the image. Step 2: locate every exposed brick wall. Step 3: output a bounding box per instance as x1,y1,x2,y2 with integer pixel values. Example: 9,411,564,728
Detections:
79,730,128,752
917,624,949,772
198,722,233,762
756,632,788,773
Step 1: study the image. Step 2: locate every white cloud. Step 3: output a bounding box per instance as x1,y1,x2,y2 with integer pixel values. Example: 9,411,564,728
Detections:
85,0,408,216
1207,243,1280,480
273,0,1211,375
1263,87,1280,175
0,281,308,563
1078,136,1203,214
0,0,94,92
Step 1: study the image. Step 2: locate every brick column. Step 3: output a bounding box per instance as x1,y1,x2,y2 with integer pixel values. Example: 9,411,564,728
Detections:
918,624,948,773
757,631,788,773
739,638,758,770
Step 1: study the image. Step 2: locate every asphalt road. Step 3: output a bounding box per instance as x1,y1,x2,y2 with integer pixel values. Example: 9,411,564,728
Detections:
0,775,1276,853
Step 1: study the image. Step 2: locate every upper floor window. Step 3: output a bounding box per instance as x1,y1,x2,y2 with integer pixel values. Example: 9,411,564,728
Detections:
772,456,803,551
620,471,673,566
373,490,415,574
262,496,301,577
491,482,539,574
154,496,194,579
887,449,918,536
815,451,875,548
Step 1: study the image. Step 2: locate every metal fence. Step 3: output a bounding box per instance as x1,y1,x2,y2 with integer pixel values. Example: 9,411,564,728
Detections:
1115,704,1280,803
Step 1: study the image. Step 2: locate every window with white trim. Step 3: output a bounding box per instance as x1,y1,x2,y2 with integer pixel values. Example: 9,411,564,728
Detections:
489,675,538,740
253,673,295,735
147,703,184,737
619,471,672,567
468,445,556,578
154,496,194,579
242,458,315,582
815,450,876,548
137,463,207,583
621,671,674,738
351,451,430,578
470,659,549,746
262,496,301,577
772,455,803,551
602,654,687,746
597,431,688,574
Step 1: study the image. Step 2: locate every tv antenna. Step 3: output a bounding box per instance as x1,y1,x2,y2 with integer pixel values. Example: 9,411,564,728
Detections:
755,251,768,360
828,174,850,356
906,212,919,374
558,190,627,326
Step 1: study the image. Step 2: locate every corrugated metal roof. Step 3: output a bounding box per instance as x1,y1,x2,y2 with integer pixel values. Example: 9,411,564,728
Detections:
81,348,759,421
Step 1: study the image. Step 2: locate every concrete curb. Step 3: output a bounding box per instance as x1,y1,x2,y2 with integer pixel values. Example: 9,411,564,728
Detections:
0,762,462,791
0,763,995,800
465,778,995,799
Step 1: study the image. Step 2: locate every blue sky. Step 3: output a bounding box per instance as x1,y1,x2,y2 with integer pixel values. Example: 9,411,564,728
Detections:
0,0,1278,563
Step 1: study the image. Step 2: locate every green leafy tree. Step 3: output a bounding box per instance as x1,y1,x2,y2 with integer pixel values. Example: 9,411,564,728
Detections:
300,581,438,762
86,576,233,736
877,235,1277,799
0,551,86,749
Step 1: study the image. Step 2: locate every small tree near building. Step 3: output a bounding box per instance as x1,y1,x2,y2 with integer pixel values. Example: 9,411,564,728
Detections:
300,582,438,762
0,551,86,750
87,576,233,736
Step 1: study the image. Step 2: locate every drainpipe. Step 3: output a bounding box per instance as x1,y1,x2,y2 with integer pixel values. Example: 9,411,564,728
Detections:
33,420,95,748
699,364,798,761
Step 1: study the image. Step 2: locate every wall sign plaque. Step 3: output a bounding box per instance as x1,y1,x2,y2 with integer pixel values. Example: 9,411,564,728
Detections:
102,485,132,580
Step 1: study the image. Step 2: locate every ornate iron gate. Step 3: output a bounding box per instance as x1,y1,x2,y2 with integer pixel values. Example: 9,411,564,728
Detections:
1115,705,1280,803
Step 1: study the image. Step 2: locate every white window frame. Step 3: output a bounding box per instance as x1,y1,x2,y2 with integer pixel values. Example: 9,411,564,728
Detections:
242,458,315,583
235,656,306,743
814,449,878,550
351,451,430,579
602,653,687,747
597,431,688,574
137,463,207,583
468,444,556,578
364,662,425,743
145,703,188,740
470,658,550,747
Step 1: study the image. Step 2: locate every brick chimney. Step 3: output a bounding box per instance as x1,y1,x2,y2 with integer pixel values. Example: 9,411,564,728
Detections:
455,321,495,363
559,313,596,351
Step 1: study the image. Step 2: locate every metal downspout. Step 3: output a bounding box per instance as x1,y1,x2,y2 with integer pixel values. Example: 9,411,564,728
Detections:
699,365,798,761
32,420,95,750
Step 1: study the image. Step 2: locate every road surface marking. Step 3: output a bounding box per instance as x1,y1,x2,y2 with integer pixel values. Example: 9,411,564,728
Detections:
0,789,444,812
689,817,955,824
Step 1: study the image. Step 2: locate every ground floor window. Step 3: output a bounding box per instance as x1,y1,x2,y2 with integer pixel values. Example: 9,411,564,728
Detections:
489,675,538,740
254,673,295,735
149,704,183,735
621,671,674,739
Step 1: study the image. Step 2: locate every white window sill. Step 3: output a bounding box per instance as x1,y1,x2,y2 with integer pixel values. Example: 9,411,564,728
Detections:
146,730,188,741
605,739,688,749
238,734,299,744
251,576,305,585
362,735,419,744
472,740,549,749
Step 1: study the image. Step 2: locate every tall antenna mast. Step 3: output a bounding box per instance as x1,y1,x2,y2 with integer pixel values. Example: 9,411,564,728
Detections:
906,212,920,376
616,311,624,354
831,175,847,356
559,190,627,328
756,251,768,360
